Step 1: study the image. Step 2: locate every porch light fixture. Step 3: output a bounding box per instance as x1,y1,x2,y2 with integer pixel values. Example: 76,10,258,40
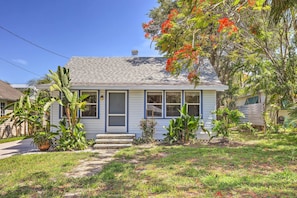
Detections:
100,95,104,101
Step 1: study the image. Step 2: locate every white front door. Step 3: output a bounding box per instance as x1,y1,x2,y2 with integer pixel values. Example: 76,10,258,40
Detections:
107,91,127,133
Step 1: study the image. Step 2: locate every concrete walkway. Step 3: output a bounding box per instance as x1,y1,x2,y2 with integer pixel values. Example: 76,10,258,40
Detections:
0,138,38,160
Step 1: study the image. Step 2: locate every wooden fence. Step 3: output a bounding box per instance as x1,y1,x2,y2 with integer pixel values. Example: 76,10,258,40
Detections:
237,103,265,126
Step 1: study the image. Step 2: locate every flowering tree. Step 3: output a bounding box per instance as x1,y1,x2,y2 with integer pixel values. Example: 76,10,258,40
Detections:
144,0,297,127
143,0,268,83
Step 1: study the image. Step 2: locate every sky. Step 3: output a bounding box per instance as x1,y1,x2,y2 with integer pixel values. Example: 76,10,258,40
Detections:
0,0,160,84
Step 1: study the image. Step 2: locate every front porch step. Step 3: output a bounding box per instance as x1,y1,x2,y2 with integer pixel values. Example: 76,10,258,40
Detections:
93,133,135,149
93,144,132,149
95,139,133,144
96,134,135,139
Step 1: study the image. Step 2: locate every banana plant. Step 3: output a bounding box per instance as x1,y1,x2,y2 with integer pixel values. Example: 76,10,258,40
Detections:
164,104,201,144
46,66,89,150
47,66,88,134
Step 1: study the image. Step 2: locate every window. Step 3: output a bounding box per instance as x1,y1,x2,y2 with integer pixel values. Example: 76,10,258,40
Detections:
245,96,259,105
166,91,181,117
0,102,5,117
146,92,162,117
185,91,200,116
81,91,98,118
60,91,79,118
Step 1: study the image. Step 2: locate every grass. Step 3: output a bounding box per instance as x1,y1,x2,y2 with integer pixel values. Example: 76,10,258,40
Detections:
0,136,29,144
0,132,297,197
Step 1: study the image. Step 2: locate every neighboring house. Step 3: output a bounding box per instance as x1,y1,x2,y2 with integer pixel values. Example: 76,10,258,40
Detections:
11,84,38,100
236,92,289,126
50,57,228,139
0,80,23,138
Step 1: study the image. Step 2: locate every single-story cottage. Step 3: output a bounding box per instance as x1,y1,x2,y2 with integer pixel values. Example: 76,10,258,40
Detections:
0,80,23,138
50,56,228,139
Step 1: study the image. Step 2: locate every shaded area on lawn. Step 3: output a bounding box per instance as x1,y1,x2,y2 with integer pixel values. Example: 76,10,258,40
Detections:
0,132,297,197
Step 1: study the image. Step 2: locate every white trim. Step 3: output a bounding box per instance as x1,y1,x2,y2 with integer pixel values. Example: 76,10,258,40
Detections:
165,91,182,118
146,91,163,118
184,91,201,116
71,84,228,91
106,91,127,132
80,90,99,118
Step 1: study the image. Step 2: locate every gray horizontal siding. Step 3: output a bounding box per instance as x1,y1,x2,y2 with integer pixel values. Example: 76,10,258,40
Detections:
238,103,264,126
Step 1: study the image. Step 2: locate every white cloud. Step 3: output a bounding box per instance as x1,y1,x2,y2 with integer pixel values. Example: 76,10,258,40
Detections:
12,59,28,65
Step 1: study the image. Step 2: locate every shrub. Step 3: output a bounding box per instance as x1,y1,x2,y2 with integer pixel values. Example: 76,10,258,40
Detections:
55,119,88,151
210,107,245,141
139,119,157,143
164,104,201,144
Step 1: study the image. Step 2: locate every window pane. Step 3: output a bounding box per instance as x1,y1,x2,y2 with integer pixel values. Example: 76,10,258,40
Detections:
147,92,162,103
62,106,67,117
166,105,181,117
82,105,97,117
147,105,162,117
245,96,259,105
166,92,181,103
109,93,125,114
109,116,125,126
185,92,200,103
188,105,199,116
83,92,97,103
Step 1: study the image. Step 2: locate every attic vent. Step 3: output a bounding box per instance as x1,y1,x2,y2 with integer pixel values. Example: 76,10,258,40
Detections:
131,50,138,56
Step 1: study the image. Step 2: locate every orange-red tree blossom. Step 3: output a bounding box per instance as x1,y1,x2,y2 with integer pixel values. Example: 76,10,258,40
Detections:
218,17,238,35
165,44,200,72
161,9,178,34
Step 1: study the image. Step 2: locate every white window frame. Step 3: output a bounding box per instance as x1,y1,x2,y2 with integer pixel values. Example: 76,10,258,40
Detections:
80,90,98,118
185,91,200,117
0,102,5,117
59,90,79,118
146,91,163,118
165,91,182,118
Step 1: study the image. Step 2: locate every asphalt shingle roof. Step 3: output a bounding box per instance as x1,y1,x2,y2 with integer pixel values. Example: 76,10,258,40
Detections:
65,57,225,87
0,80,23,101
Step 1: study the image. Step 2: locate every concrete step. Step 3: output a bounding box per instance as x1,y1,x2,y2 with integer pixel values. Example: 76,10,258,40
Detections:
95,138,133,144
93,143,132,149
96,133,135,139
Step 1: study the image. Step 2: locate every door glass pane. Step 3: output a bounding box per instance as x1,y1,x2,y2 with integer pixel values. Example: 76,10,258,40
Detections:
109,116,125,126
109,93,125,114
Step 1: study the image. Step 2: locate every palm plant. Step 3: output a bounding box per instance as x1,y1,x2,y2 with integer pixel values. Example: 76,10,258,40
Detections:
46,66,89,150
46,66,88,134
164,104,201,144
210,107,245,141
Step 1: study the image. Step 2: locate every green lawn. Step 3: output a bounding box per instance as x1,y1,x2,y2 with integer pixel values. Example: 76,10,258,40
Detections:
0,132,297,197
